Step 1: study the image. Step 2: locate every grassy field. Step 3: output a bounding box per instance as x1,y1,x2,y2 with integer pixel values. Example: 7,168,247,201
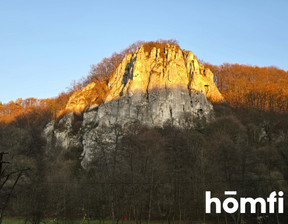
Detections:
2,220,210,224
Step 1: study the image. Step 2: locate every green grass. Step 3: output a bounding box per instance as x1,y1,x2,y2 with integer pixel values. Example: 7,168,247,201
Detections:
2,220,210,224
2,220,23,224
2,220,58,224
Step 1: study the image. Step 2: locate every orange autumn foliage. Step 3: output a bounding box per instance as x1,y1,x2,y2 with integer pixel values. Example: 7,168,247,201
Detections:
2,41,288,126
205,63,288,111
0,92,72,125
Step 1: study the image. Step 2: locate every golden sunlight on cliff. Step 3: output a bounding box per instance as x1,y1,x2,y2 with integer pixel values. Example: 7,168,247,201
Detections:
64,43,224,113
64,79,108,114
104,44,224,104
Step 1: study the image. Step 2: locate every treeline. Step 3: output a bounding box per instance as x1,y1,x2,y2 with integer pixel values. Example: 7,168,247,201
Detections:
0,93,72,124
3,42,287,124
206,63,288,112
1,104,288,224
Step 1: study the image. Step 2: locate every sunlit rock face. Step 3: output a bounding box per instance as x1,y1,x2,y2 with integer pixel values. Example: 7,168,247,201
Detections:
65,83,97,113
45,44,224,169
105,44,223,103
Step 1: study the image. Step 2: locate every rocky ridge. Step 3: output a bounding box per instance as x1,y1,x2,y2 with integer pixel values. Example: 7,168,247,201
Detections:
44,43,224,168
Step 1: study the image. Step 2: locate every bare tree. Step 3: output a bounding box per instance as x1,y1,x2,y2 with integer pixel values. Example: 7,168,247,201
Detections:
0,152,29,224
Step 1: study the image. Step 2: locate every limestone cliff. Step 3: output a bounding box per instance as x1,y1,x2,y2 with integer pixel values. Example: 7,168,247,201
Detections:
44,43,224,168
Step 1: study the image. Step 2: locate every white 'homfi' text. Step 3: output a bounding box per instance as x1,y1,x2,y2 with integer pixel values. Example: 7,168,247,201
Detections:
205,191,284,214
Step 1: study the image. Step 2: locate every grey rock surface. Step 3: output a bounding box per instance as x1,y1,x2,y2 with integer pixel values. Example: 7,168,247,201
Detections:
44,44,223,168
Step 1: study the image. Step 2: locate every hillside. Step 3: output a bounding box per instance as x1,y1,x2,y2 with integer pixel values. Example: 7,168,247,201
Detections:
206,63,288,111
1,41,288,224
45,41,224,168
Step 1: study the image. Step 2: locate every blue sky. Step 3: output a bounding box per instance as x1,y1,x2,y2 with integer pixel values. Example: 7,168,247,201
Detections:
1,0,287,103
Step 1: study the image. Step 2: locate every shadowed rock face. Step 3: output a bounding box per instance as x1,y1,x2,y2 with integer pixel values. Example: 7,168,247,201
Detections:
44,44,224,169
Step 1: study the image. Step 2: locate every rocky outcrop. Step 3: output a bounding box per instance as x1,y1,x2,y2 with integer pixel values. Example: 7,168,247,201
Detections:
44,43,224,168
104,44,223,104
65,83,97,113
43,113,82,155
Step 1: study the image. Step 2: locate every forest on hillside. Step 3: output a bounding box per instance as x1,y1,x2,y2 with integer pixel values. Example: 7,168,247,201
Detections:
1,41,288,123
1,41,288,224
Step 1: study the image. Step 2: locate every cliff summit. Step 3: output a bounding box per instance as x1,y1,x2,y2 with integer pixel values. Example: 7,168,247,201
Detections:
66,43,223,113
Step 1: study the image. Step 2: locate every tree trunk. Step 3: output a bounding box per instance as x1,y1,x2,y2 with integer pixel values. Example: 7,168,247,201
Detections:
147,171,153,224
111,200,115,224
224,212,228,224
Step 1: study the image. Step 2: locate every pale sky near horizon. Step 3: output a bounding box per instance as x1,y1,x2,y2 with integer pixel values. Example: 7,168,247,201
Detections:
1,0,287,103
